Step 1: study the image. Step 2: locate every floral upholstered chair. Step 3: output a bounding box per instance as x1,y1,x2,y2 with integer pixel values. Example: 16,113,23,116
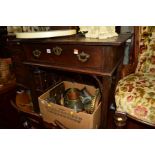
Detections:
114,26,155,127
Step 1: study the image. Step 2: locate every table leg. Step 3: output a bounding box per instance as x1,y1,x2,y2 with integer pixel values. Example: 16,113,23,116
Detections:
91,75,112,128
102,76,112,128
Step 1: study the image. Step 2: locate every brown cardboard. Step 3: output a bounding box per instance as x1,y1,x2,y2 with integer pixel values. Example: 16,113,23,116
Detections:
38,81,101,129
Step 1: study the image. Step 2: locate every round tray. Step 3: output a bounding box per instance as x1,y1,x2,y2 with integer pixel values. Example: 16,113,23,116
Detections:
15,29,77,39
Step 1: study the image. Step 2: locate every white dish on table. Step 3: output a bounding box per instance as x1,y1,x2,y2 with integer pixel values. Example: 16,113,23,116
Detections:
16,29,77,39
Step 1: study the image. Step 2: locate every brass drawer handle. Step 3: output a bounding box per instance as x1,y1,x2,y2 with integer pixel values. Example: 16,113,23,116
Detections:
77,51,90,62
32,50,42,58
52,46,62,56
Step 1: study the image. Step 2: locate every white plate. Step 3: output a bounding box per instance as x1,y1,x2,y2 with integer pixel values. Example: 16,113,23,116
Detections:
15,29,77,39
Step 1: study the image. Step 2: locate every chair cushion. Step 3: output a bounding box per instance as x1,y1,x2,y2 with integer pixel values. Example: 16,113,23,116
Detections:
115,73,155,125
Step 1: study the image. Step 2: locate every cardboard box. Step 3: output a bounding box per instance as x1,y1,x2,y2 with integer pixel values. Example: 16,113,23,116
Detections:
38,81,101,129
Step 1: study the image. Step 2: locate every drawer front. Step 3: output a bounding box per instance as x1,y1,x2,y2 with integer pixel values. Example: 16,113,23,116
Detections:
23,44,103,70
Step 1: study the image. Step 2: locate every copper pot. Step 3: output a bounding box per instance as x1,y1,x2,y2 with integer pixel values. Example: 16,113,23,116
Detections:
64,88,83,112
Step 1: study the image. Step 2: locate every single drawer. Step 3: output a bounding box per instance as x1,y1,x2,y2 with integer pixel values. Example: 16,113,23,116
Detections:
23,43,103,71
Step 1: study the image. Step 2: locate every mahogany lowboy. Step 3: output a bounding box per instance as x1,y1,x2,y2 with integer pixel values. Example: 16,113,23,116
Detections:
7,34,131,128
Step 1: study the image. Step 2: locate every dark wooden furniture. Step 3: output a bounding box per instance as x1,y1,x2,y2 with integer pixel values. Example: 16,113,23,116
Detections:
0,81,20,128
6,34,131,128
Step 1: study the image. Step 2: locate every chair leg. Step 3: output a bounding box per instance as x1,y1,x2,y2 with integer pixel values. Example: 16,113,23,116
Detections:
114,112,127,128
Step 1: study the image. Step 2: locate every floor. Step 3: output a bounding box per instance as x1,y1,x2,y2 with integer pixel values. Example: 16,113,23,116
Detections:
0,86,154,129
107,110,154,129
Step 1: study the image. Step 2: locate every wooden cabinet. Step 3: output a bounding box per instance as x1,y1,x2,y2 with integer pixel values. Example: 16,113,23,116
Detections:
0,82,20,128
6,42,31,88
7,34,131,128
